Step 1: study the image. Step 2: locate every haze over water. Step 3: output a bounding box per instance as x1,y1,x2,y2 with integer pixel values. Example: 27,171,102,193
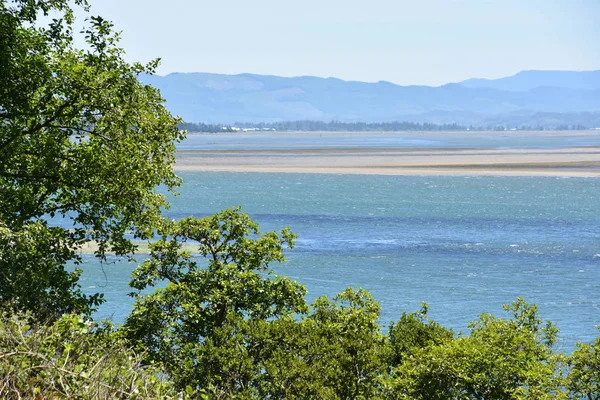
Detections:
178,131,600,152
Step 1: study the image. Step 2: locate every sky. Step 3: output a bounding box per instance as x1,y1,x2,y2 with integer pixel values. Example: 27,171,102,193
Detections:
79,0,600,86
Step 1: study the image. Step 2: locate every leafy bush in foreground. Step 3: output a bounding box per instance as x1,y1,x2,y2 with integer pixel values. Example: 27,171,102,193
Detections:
0,313,178,399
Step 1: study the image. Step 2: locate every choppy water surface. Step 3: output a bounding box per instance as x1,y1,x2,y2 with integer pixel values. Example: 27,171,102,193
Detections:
81,172,600,351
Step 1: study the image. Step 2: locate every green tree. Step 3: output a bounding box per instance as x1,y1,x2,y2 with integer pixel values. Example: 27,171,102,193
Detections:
258,288,390,399
122,208,307,393
124,218,392,399
388,298,565,399
566,330,600,400
387,302,454,367
0,0,183,319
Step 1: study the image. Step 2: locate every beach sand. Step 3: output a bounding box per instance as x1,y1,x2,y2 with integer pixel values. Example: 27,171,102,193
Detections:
175,146,600,177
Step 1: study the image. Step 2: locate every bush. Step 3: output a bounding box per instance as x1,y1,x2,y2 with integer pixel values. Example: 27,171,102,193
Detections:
0,312,178,399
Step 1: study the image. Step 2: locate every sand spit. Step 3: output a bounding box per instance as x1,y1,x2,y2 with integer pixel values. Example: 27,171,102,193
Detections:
174,147,600,177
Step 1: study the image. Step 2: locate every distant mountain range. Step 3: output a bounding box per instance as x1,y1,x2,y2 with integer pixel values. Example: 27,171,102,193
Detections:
459,70,600,91
140,70,600,127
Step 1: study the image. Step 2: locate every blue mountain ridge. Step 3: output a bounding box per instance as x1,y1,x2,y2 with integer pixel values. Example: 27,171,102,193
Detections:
459,70,600,92
140,70,600,124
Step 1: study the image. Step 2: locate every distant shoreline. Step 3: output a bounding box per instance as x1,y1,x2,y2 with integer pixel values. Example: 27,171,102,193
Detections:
184,129,600,136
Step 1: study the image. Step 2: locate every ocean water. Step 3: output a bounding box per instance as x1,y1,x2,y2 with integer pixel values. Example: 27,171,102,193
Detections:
178,131,600,151
81,171,600,351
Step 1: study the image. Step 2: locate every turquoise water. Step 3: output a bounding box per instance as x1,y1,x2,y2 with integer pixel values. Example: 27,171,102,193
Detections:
81,172,600,351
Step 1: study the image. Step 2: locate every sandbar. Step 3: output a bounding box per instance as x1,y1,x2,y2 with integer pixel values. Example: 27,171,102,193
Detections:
175,146,600,177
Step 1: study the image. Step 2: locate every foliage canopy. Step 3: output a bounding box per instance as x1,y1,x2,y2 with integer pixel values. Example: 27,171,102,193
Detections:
0,0,183,319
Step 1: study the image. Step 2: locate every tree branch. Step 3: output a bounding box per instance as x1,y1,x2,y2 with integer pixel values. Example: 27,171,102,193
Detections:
0,99,76,154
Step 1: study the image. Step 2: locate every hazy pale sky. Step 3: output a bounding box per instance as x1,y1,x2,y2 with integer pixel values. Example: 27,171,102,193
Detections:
82,0,600,86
